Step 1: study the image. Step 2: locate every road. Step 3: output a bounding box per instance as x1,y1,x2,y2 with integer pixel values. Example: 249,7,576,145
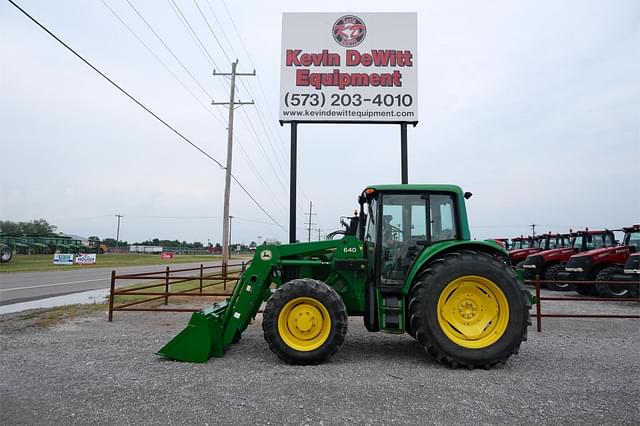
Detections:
0,261,225,305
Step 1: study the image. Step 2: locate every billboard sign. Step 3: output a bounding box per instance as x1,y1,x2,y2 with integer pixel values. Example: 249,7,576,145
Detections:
280,12,418,123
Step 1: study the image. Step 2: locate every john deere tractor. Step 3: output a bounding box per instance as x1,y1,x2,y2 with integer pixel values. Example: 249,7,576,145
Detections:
158,185,531,368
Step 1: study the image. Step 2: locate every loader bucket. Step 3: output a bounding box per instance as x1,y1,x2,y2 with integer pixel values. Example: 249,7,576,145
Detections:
156,301,228,363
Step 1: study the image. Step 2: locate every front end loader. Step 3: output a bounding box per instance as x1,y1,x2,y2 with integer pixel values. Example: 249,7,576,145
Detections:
158,184,531,368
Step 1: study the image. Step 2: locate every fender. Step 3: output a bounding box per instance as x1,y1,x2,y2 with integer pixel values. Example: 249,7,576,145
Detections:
402,239,508,294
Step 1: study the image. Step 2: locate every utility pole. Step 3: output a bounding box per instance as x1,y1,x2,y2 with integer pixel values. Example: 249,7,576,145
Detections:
305,201,317,242
530,224,537,237
212,60,255,272
317,228,322,241
114,214,123,252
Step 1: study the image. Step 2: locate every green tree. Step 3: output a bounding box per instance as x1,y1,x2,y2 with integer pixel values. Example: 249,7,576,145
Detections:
0,219,57,235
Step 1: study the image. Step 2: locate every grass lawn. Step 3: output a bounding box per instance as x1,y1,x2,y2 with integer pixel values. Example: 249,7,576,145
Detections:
0,253,252,273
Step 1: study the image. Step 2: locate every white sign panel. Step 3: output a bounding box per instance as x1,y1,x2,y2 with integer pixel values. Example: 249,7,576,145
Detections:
75,253,97,265
280,12,417,123
53,253,74,265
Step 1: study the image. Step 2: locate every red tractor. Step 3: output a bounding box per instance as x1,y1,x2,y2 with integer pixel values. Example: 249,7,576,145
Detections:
560,225,639,298
509,235,547,267
521,229,614,291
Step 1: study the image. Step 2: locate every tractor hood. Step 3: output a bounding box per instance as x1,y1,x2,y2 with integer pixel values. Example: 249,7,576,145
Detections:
573,246,617,259
537,247,578,261
510,248,541,259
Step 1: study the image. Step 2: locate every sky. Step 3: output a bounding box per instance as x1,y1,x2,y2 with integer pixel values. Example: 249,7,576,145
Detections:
1,0,638,246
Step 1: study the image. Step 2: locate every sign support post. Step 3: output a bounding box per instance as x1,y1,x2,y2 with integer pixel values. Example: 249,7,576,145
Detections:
289,122,298,243
400,123,408,184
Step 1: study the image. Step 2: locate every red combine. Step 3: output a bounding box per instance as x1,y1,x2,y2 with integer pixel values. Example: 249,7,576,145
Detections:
522,229,614,291
560,225,639,298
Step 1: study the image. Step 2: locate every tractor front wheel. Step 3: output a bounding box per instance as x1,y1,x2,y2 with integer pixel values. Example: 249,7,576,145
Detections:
544,263,574,291
595,266,629,298
263,278,347,365
408,251,530,368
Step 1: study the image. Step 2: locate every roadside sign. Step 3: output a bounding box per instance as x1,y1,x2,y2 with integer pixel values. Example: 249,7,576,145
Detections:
161,252,174,260
75,253,97,265
53,253,74,265
280,12,418,123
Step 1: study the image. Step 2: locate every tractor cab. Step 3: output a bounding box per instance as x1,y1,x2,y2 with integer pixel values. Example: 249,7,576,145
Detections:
570,229,616,251
360,187,463,289
621,225,640,250
511,236,534,250
545,233,571,249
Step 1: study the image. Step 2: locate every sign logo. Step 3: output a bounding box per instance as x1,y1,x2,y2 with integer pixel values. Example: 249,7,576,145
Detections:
332,15,366,47
260,250,272,261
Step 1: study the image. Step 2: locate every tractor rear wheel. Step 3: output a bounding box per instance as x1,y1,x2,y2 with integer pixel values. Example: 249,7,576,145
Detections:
408,251,530,368
544,263,574,291
263,278,347,365
595,266,629,298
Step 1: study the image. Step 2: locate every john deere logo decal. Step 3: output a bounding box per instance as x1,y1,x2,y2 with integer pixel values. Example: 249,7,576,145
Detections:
260,250,272,261
333,15,366,47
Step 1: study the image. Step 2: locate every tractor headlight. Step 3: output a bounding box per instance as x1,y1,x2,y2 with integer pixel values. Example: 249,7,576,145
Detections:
522,264,536,269
565,267,584,272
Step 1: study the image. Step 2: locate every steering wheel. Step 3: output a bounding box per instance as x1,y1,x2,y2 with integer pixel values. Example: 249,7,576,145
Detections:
384,223,402,234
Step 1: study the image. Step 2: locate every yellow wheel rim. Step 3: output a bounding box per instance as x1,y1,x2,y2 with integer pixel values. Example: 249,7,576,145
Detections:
277,297,332,351
437,275,510,349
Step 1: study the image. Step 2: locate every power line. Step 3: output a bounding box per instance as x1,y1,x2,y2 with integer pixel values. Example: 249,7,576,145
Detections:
192,0,232,64
168,0,220,70
204,0,236,55
100,0,226,128
124,0,214,100
7,0,286,233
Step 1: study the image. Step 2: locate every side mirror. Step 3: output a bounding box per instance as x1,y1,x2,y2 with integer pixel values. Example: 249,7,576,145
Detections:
464,192,473,200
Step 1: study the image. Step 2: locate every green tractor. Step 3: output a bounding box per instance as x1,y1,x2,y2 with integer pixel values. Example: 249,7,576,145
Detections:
158,184,531,368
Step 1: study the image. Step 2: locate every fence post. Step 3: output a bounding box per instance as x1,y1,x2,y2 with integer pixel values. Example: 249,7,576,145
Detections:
164,266,170,305
108,270,116,322
535,274,542,332
199,264,203,294
223,262,227,291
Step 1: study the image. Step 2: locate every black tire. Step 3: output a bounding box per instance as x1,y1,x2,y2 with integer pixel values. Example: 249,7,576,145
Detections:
595,266,629,298
575,284,598,296
544,263,575,291
262,278,347,365
0,245,12,263
408,251,531,368
405,308,416,338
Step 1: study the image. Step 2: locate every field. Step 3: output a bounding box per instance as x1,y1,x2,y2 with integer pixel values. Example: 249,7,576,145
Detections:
0,253,227,273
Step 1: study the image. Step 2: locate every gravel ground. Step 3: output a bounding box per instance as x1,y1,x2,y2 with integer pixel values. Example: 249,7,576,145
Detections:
1,290,639,425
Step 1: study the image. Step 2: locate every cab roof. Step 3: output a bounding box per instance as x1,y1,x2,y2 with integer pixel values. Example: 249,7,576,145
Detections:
364,184,464,194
